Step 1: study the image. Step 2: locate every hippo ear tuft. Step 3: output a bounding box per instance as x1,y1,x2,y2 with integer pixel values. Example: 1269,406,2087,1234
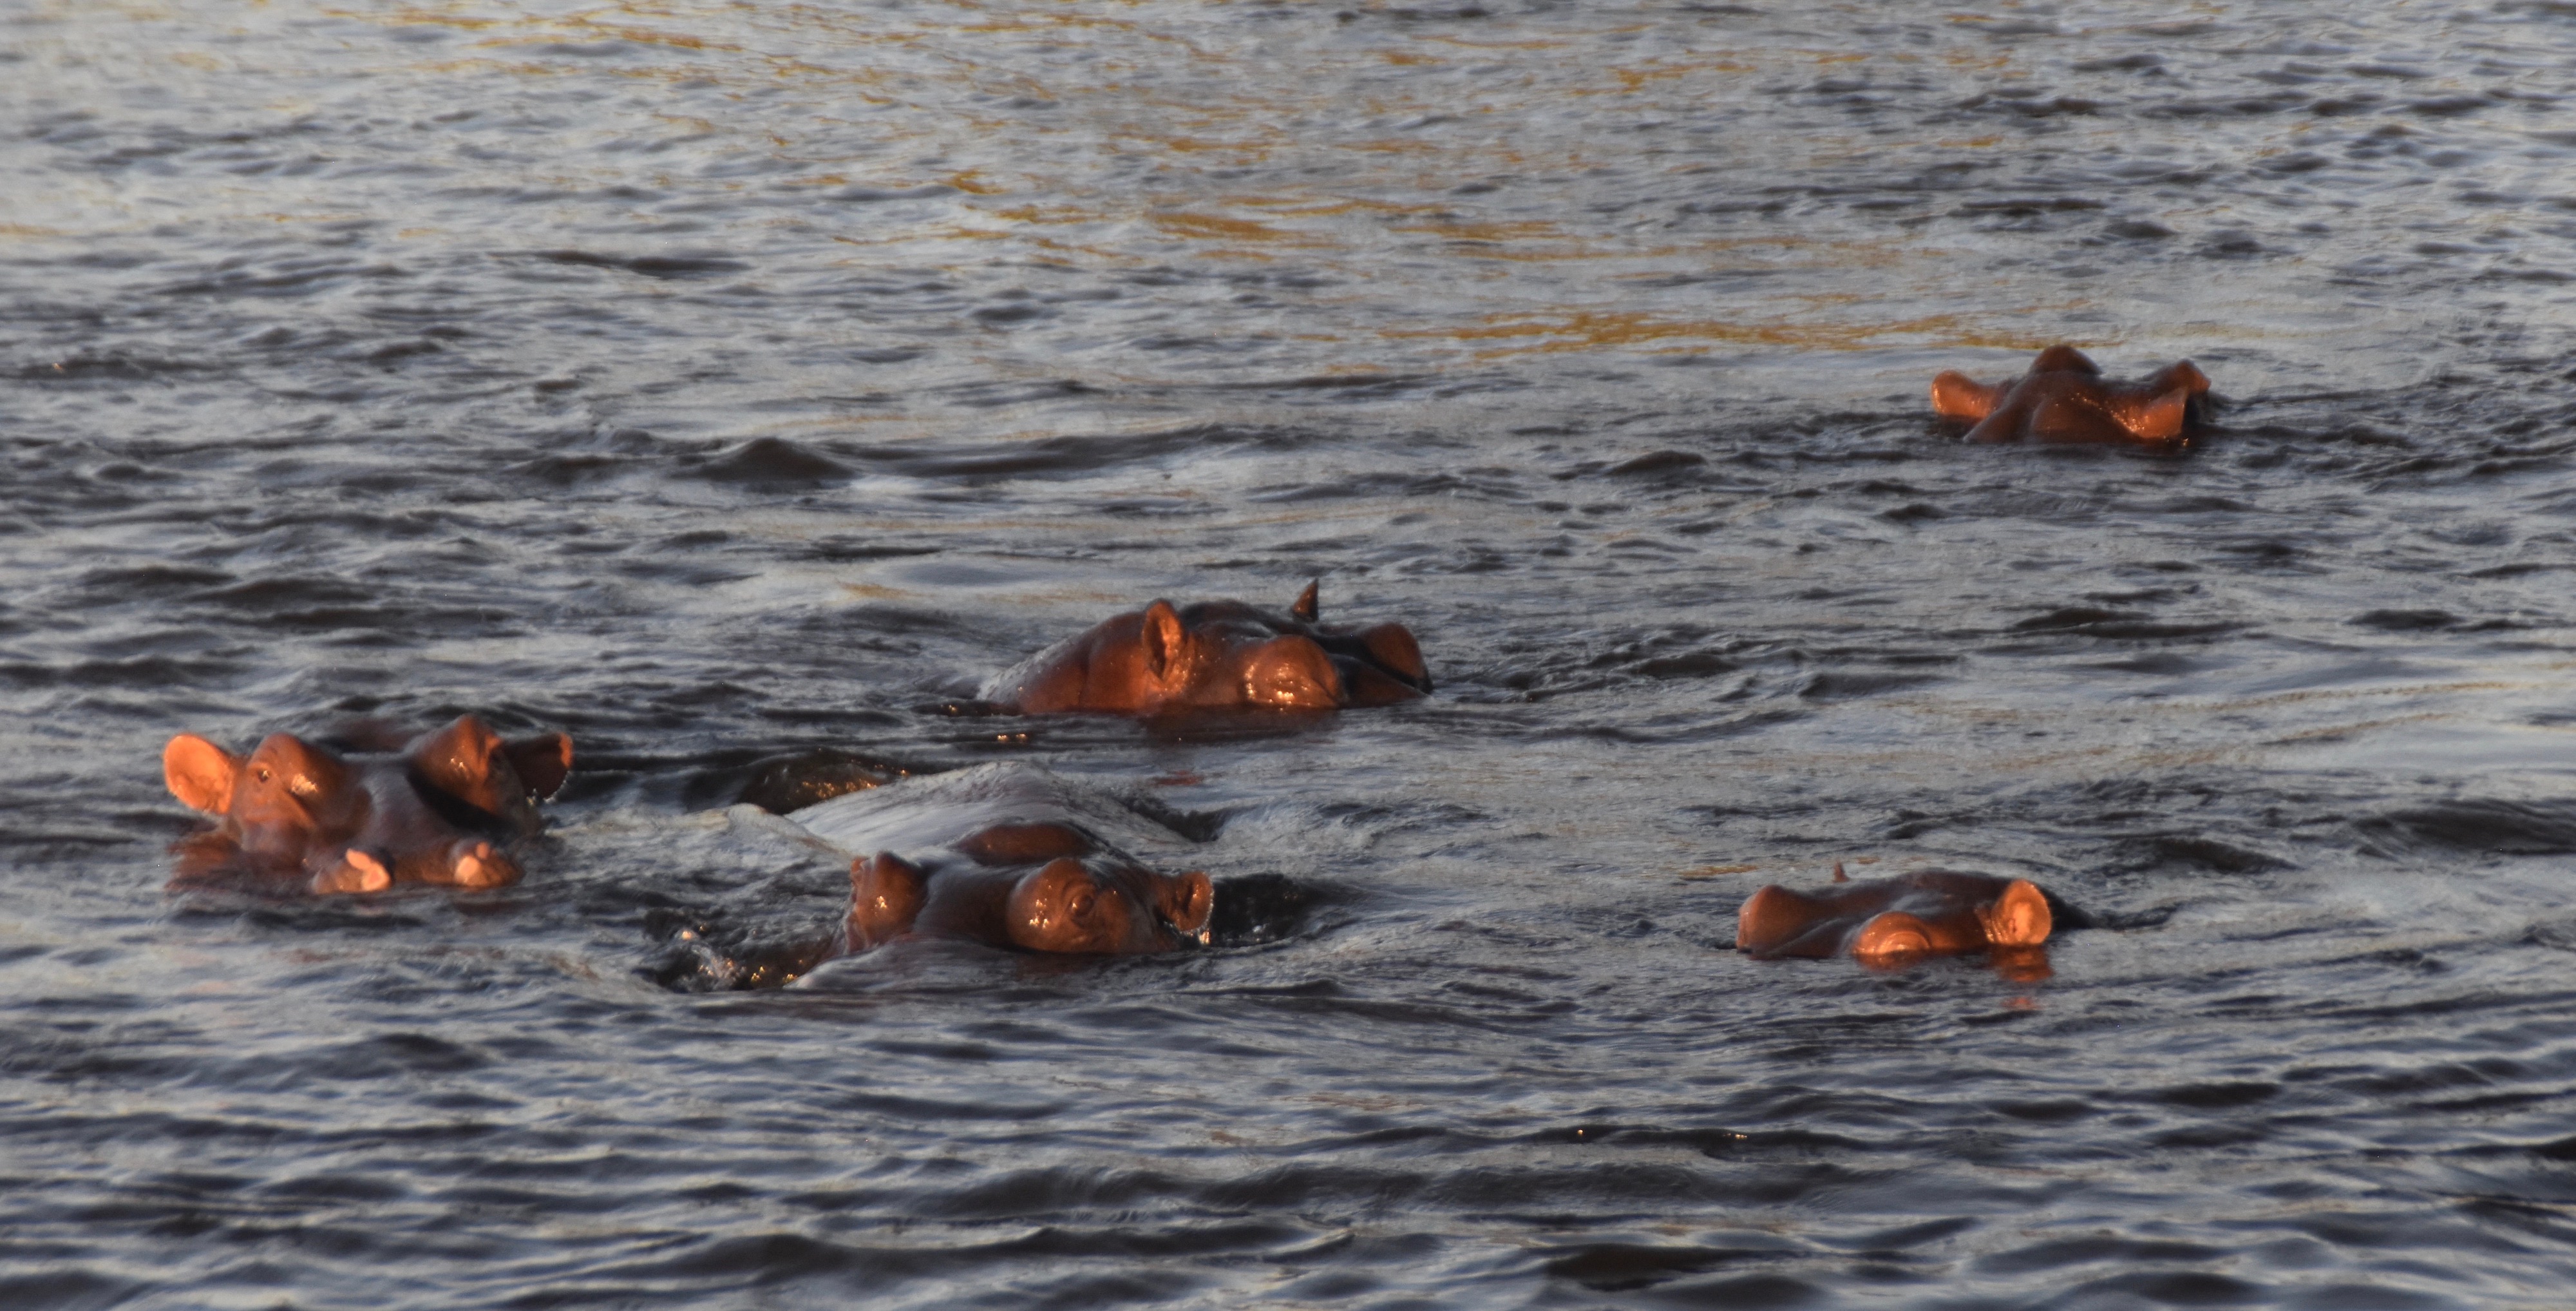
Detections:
1291,580,1319,624
1141,600,1187,686
507,732,574,801
164,734,240,813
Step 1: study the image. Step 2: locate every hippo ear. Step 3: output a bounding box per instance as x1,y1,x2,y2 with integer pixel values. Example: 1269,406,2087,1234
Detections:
1140,600,1188,687
1291,580,1319,624
506,732,573,801
164,734,240,813
848,851,928,948
1162,870,1214,939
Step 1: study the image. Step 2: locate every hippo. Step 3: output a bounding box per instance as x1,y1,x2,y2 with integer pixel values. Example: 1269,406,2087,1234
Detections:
162,715,573,894
791,761,1213,957
1931,345,2211,444
1737,868,2054,964
980,581,1430,716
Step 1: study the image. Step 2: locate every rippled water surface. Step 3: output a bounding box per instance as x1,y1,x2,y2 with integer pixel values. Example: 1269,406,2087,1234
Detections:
11,1,2576,1305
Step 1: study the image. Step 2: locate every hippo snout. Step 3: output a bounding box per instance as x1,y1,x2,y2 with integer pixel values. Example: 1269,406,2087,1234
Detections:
445,839,519,890
1239,636,1345,709
1007,857,1137,953
1005,857,1212,954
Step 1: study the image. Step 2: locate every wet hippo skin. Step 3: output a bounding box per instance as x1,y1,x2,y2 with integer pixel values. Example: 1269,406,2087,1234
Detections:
793,762,1214,957
1932,345,2211,445
1737,870,2055,964
162,715,573,894
980,581,1430,715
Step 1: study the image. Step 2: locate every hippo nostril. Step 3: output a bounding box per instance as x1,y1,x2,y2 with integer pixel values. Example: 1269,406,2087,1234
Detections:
312,849,391,895
451,840,518,890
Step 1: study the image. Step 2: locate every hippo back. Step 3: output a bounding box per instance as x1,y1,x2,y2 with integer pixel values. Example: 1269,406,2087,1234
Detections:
790,761,1200,862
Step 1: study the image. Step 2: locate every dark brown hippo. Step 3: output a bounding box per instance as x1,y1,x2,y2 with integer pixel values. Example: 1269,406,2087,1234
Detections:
162,715,572,894
1932,345,2211,444
792,762,1213,957
980,581,1430,716
1737,868,2054,964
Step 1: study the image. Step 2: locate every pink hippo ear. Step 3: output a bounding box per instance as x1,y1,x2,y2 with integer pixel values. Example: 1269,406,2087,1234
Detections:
848,851,928,949
1291,580,1320,624
506,732,573,801
164,734,242,814
1139,600,1189,692
1929,372,2002,424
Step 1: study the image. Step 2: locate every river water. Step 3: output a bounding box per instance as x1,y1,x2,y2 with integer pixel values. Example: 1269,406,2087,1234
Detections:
8,1,2576,1306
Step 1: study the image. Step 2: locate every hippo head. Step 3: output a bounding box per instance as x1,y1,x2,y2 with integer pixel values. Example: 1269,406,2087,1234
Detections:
845,818,1215,955
163,714,573,894
1003,854,1215,954
985,582,1432,716
1931,345,2212,445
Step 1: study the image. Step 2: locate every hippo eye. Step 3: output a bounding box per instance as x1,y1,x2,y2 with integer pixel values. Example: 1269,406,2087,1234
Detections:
254,767,272,783
1070,891,1096,921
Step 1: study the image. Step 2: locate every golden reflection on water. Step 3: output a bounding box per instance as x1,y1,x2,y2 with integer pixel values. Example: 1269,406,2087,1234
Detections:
270,0,2277,372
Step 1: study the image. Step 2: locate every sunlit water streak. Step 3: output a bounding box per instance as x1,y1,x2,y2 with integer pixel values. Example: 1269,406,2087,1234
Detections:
6,1,2576,1306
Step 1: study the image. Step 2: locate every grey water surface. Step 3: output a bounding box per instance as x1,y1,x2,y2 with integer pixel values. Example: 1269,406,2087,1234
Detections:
8,1,2576,1306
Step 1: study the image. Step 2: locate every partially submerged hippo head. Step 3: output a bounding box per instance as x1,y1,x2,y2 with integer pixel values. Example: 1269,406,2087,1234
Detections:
846,819,1213,955
1737,869,2054,966
980,582,1430,716
786,761,1217,961
1932,345,2211,445
162,714,573,894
